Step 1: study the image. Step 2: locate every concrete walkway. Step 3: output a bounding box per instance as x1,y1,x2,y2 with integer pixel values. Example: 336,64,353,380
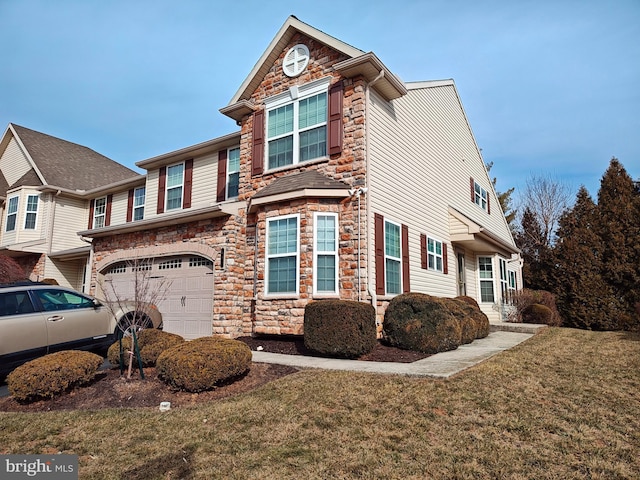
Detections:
252,323,547,379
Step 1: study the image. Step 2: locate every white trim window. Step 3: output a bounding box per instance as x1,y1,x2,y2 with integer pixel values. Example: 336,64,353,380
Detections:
266,214,300,295
427,236,444,272
478,256,495,303
385,220,402,295
93,196,107,229
499,258,509,302
133,187,145,221
227,147,240,199
313,212,338,295
24,194,39,230
5,196,18,232
508,270,517,293
166,163,184,211
474,181,488,211
265,78,330,170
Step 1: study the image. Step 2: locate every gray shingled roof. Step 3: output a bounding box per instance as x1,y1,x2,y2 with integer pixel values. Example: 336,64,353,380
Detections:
252,170,350,199
11,124,137,191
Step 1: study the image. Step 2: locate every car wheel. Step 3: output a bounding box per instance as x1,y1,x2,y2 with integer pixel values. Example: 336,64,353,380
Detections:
115,313,152,340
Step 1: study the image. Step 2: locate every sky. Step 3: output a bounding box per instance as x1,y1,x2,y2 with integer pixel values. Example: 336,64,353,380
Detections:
1,0,638,205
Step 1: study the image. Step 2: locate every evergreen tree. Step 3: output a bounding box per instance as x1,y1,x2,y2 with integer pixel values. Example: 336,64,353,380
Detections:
596,158,640,329
486,162,517,232
553,187,624,330
515,207,553,290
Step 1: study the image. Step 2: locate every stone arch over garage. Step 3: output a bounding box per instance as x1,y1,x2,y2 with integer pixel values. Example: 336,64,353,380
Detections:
96,243,218,274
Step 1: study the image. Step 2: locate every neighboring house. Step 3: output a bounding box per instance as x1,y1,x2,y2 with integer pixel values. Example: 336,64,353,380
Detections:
75,16,521,340
0,123,139,290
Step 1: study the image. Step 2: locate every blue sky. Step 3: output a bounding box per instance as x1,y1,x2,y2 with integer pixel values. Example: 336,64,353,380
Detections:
1,0,638,203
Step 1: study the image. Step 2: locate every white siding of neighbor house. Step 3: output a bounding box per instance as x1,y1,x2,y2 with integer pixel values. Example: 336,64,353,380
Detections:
368,82,517,319
50,196,91,252
0,189,48,250
144,169,160,220
0,137,33,186
108,190,131,226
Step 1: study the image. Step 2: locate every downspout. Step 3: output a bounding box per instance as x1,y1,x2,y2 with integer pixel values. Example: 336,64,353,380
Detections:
365,70,385,320
44,190,62,282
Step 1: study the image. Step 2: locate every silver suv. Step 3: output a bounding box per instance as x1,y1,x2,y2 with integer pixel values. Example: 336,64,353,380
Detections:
0,282,163,377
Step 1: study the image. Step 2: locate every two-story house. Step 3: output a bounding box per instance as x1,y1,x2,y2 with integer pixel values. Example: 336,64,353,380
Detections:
0,123,139,291
73,16,521,340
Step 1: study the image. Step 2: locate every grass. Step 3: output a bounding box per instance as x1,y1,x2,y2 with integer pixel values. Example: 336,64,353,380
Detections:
1,327,639,479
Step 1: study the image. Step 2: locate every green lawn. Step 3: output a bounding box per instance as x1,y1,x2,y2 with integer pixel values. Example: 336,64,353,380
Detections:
1,328,639,479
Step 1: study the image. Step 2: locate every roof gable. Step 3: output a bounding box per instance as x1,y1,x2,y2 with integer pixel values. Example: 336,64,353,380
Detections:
9,124,137,192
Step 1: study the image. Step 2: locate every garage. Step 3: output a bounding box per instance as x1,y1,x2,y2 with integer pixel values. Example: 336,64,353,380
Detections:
103,255,214,340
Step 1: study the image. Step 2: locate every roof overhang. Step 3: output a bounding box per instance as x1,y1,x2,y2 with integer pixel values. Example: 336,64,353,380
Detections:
219,100,257,123
49,245,91,261
248,188,350,213
334,53,407,101
78,202,246,238
0,239,47,257
38,174,147,199
136,131,240,170
448,207,520,258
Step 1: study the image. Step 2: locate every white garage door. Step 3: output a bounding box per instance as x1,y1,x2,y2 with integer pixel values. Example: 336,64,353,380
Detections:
104,255,214,340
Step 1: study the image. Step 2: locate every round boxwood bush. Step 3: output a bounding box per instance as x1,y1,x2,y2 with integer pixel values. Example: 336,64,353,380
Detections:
444,298,478,345
156,337,252,393
108,329,184,368
7,350,103,403
521,303,553,325
304,300,377,359
455,295,480,310
383,293,462,354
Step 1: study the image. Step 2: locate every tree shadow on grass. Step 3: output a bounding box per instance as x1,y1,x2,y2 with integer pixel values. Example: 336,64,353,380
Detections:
121,445,195,479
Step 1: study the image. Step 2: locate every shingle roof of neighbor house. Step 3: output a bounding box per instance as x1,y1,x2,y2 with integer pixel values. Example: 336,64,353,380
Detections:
252,170,350,199
10,124,137,191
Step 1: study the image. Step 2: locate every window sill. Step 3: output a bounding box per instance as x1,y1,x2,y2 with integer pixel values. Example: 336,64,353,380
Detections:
312,293,340,299
262,294,300,300
264,156,329,176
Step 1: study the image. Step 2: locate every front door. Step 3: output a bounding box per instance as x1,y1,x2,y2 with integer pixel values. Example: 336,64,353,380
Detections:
457,252,467,296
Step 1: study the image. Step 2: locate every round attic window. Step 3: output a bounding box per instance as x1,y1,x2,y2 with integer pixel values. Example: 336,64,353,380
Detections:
283,44,310,77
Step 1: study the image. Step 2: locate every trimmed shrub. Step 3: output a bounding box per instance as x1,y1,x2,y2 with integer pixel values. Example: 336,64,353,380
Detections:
444,299,477,345
455,295,480,310
509,289,562,326
383,293,462,354
157,337,252,393
108,329,184,367
304,300,377,359
522,303,553,325
453,298,490,339
7,350,102,403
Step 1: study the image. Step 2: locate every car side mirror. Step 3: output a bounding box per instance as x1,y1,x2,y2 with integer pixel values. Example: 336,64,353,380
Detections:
93,299,102,309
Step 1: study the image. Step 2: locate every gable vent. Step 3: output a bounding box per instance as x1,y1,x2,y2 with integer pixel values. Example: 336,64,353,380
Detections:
283,44,310,77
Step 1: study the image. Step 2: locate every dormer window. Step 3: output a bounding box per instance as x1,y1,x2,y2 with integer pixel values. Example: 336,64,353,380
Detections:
265,78,330,170
133,187,145,221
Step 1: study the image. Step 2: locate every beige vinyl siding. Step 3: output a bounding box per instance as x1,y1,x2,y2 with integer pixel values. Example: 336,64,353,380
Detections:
18,189,47,243
144,169,160,219
0,137,32,186
368,82,517,304
108,190,131,226
190,153,218,208
44,258,85,290
50,196,91,252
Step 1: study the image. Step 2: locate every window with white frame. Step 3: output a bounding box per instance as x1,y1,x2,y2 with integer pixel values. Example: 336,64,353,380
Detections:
499,258,509,302
93,197,107,229
474,181,488,210
385,220,402,295
166,163,184,211
133,187,145,221
508,270,517,292
314,213,338,294
227,147,240,199
478,256,495,303
5,196,18,232
24,195,38,229
427,236,444,272
266,79,329,170
266,215,299,294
